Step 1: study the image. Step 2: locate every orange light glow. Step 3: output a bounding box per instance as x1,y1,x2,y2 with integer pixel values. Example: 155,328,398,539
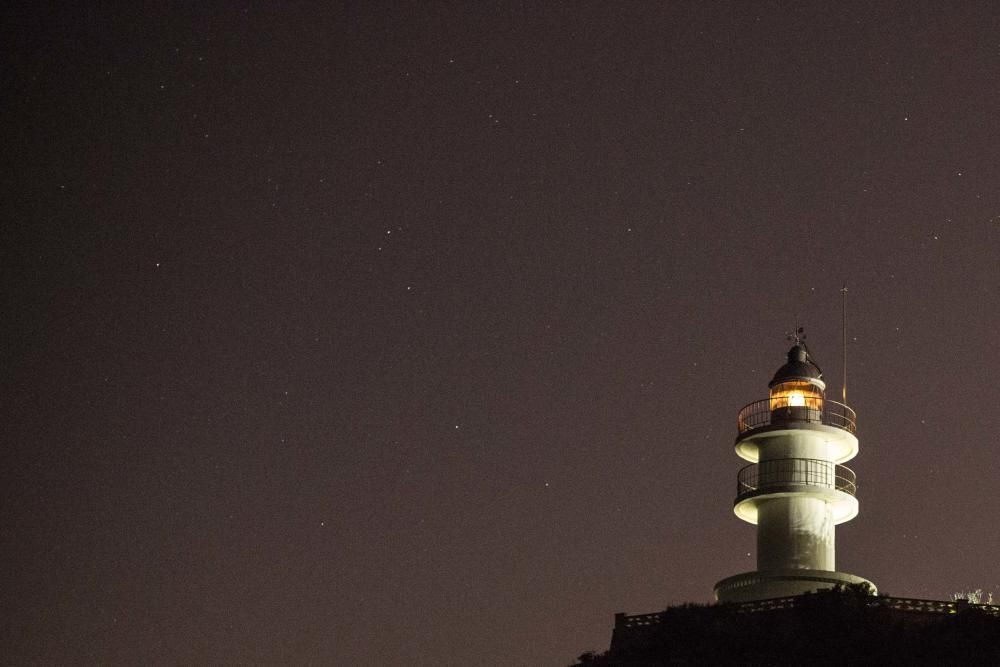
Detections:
769,381,824,411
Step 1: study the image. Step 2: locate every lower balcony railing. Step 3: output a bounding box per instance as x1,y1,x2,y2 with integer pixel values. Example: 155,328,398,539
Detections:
736,458,857,501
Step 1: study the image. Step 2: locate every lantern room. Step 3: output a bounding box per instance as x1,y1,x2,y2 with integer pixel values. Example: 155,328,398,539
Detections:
768,342,825,420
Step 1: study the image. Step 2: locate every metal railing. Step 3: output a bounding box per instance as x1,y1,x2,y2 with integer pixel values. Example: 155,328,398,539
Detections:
610,594,1000,635
737,397,857,435
736,458,857,500
730,594,1000,617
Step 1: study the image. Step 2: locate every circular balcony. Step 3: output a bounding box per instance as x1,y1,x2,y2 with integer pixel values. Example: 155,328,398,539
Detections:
714,569,877,603
737,397,857,436
733,458,859,525
736,458,857,501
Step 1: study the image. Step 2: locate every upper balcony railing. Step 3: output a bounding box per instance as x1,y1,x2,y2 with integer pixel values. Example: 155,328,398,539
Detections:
736,458,857,501
737,398,857,436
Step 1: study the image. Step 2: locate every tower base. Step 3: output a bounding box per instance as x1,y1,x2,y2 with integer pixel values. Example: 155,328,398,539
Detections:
714,569,876,603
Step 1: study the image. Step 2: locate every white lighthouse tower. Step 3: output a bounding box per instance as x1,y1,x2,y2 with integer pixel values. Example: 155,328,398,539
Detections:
714,334,876,603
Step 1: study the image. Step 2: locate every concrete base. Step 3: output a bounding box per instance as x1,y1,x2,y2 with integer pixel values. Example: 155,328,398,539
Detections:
714,569,876,603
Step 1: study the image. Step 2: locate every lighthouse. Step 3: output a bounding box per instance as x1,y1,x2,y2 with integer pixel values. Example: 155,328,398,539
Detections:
714,335,876,603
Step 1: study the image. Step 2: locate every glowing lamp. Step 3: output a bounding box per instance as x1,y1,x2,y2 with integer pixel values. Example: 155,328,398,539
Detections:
769,381,823,412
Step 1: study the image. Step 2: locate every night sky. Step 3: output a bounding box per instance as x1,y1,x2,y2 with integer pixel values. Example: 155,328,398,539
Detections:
5,3,1000,665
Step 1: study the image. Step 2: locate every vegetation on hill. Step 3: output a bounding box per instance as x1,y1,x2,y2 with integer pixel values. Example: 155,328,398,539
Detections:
571,588,1000,666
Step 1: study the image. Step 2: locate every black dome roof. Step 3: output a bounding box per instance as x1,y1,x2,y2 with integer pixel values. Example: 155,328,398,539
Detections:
769,343,823,387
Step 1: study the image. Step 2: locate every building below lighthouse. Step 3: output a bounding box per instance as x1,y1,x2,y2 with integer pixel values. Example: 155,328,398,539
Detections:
714,337,875,602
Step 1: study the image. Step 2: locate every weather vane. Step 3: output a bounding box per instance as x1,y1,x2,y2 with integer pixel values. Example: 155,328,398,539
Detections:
786,326,806,345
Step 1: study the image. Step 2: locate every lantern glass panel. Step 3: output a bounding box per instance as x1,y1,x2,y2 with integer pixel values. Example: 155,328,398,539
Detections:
769,381,824,411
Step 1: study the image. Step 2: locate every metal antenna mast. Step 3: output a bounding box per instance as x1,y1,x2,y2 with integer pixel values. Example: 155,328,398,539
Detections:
841,285,848,404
